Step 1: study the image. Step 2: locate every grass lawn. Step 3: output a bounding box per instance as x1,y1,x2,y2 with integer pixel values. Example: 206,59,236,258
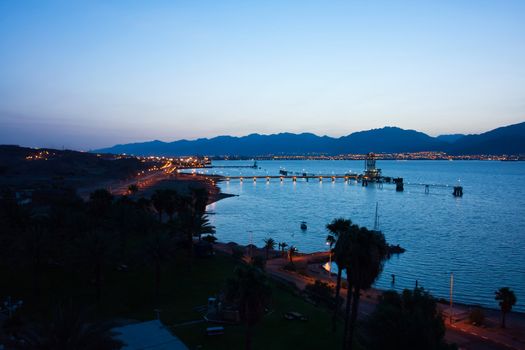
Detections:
1,252,347,349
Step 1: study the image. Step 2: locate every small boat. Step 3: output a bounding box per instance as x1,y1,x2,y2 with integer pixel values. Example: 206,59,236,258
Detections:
300,221,307,230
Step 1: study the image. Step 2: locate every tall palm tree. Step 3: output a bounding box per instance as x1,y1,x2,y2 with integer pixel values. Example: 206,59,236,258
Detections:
287,245,297,264
495,287,517,328
76,228,118,303
334,229,354,342
225,266,271,350
263,238,276,260
194,214,216,241
145,226,175,300
344,227,388,350
160,189,181,222
151,189,169,222
326,218,353,332
279,242,288,258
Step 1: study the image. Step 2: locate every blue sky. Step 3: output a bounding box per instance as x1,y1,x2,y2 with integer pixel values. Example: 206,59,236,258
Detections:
1,0,524,150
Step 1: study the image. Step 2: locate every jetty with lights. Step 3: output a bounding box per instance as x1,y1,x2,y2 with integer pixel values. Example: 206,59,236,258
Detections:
217,153,463,196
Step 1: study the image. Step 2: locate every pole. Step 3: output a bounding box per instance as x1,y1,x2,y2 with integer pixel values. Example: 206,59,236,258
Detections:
449,272,454,324
328,245,332,278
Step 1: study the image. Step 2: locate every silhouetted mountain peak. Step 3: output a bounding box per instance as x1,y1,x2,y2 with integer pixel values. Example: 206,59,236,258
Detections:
94,122,525,156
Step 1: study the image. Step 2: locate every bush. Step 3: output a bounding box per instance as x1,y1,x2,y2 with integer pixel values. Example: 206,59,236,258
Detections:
251,255,266,270
283,262,296,271
202,235,217,244
305,280,334,306
469,307,485,326
231,246,244,262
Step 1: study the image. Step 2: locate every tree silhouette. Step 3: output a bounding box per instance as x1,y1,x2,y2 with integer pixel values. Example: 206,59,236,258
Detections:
287,245,297,264
363,288,454,350
344,227,388,350
495,287,517,328
225,266,271,350
263,238,276,260
326,218,353,332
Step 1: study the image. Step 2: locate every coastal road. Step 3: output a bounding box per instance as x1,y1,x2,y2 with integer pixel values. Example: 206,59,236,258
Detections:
446,328,517,350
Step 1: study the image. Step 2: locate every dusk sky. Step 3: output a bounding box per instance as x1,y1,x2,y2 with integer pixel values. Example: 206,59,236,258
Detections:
1,0,524,150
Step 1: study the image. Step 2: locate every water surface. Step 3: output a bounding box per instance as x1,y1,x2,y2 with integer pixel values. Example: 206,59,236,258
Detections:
195,160,525,311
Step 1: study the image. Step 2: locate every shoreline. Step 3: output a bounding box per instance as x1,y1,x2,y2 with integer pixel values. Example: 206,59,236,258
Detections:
131,172,237,205
213,240,525,317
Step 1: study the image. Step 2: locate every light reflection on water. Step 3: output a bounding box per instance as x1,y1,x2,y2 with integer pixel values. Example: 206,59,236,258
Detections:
200,160,525,311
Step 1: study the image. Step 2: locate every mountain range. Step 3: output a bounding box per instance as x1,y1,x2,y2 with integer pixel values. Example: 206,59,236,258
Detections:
95,121,525,157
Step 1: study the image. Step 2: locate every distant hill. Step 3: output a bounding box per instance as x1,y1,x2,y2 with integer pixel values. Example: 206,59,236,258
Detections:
448,122,525,155
0,145,148,190
95,122,525,156
436,134,465,143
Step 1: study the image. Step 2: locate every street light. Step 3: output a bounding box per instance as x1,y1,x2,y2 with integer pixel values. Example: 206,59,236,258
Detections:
449,272,454,324
326,241,332,278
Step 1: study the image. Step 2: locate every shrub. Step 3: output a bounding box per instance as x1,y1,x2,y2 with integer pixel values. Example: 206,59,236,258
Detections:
305,280,335,306
283,262,296,271
469,307,485,326
251,255,266,270
202,235,217,244
232,246,244,262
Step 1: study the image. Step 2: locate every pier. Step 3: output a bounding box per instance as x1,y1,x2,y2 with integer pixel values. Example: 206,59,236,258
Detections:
207,154,463,196
223,174,360,182
205,160,259,169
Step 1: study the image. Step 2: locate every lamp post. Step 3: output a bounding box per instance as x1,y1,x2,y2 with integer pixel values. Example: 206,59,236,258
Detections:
326,241,332,278
449,272,454,324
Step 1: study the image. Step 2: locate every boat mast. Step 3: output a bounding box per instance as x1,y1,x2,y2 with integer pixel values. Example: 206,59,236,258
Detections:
373,202,379,231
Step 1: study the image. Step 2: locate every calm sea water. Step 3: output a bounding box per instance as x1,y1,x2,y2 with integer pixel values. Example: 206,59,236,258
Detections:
193,160,525,312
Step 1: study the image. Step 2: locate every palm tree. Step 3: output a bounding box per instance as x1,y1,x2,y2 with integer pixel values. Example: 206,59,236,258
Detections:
278,242,288,258
76,228,118,303
151,189,168,222
287,245,297,264
326,218,353,332
344,226,388,350
162,189,180,222
263,238,276,260
193,214,216,241
145,226,175,300
495,287,517,328
333,229,354,341
225,266,271,350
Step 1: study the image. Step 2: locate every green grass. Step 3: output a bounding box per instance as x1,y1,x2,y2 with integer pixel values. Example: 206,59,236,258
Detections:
1,253,345,349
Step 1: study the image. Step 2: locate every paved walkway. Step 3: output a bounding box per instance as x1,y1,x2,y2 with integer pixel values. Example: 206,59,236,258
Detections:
214,243,525,350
